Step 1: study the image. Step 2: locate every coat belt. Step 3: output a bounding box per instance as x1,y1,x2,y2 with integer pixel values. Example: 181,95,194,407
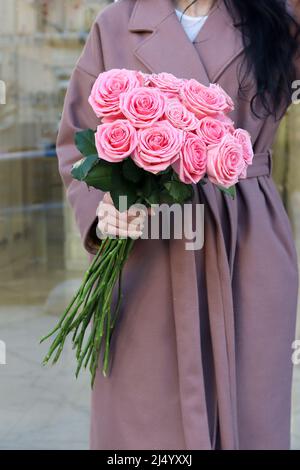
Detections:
245,149,273,179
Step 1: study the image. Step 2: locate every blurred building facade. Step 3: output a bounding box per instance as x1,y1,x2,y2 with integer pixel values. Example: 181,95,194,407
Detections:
0,0,109,151
0,0,299,307
0,0,112,300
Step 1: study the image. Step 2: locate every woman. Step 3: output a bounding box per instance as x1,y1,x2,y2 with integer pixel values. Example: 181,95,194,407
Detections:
57,0,300,450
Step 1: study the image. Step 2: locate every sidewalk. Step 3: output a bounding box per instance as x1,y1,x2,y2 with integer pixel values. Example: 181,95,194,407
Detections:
0,306,90,450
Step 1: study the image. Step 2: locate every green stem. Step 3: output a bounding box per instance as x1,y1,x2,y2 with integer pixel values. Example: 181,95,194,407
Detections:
42,235,136,384
42,240,119,363
40,242,106,344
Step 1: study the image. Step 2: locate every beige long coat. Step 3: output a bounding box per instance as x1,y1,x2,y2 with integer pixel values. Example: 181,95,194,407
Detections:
57,0,299,450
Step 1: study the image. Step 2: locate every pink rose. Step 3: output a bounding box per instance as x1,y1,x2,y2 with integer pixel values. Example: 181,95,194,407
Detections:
148,72,185,98
101,115,118,124
173,132,207,184
180,79,234,118
88,68,143,118
165,98,199,131
207,134,246,188
95,119,138,162
119,87,166,128
141,72,152,86
196,116,227,145
133,120,183,174
216,114,235,133
233,129,253,165
233,129,254,179
210,84,234,113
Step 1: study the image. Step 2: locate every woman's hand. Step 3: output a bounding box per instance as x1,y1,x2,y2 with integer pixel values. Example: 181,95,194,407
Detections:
96,192,152,239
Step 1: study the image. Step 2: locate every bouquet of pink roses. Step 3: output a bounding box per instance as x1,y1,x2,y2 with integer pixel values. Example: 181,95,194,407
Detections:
41,69,253,385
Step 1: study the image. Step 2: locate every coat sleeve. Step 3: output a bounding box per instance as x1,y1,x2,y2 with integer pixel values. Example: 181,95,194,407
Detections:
56,18,105,255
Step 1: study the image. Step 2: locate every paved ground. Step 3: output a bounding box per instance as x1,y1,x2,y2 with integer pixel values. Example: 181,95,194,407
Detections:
0,303,299,450
0,305,90,450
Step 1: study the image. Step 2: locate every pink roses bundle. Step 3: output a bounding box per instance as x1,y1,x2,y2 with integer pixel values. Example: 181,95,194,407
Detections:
42,69,253,384
89,68,253,190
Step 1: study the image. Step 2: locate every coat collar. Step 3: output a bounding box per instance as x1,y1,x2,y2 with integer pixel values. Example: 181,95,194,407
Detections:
128,0,244,85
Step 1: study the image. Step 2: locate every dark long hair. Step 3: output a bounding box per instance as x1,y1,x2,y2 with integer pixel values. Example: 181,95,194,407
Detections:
182,0,300,118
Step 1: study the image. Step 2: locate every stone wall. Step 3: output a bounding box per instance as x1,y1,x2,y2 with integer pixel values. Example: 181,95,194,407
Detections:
0,0,112,276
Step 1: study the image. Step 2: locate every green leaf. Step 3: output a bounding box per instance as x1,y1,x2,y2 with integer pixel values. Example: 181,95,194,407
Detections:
75,157,138,209
163,180,194,203
71,154,99,181
111,169,139,210
110,185,138,211
170,171,181,182
218,185,236,199
158,189,177,205
159,169,175,186
144,190,161,205
157,168,172,176
142,174,160,198
84,160,120,192
75,129,97,157
122,159,144,183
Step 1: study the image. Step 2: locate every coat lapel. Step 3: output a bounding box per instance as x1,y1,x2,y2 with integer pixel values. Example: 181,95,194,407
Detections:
128,0,245,85
128,0,211,85
193,0,244,83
